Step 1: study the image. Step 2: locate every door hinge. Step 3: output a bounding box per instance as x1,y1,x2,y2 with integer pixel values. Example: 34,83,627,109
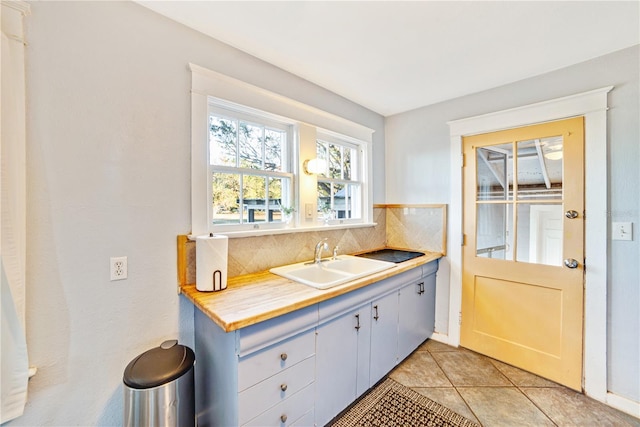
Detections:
461,153,466,168
459,311,462,325
461,234,467,246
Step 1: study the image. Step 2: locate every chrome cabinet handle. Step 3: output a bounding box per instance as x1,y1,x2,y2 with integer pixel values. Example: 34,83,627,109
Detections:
280,414,287,423
373,305,379,321
355,314,361,330
417,282,425,295
564,258,579,269
280,353,288,361
565,210,579,219
280,383,288,392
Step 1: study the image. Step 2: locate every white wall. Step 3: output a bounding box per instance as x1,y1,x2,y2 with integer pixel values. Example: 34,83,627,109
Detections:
385,45,639,403
13,2,384,425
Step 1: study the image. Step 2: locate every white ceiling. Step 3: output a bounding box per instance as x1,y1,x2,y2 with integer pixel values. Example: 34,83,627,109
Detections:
136,1,639,116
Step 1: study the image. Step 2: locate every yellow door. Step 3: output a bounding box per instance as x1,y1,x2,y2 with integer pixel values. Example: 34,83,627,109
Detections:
461,117,584,390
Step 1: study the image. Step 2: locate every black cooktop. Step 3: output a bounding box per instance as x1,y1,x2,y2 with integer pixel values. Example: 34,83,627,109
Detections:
356,249,425,264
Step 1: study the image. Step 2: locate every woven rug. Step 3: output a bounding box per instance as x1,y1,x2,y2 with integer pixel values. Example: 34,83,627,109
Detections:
329,378,480,427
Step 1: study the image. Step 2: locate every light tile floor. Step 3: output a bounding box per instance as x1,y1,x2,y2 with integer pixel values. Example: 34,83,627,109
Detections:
388,340,640,427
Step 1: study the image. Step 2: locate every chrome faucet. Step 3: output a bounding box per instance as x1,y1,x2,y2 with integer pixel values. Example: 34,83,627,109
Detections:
314,238,329,264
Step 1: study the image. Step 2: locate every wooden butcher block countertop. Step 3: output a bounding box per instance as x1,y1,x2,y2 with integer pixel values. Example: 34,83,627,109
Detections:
180,249,442,333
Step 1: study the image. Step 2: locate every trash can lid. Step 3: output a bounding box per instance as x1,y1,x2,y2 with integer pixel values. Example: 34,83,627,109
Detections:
123,340,195,389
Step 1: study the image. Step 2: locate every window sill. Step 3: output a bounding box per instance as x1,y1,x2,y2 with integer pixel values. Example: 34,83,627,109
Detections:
191,222,377,239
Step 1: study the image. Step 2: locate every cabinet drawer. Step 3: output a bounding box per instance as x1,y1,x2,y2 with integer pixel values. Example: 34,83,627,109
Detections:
239,356,315,425
238,329,315,391
291,409,314,427
242,383,314,427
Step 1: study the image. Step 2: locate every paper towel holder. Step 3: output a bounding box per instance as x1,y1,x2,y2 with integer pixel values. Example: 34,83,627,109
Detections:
213,270,226,292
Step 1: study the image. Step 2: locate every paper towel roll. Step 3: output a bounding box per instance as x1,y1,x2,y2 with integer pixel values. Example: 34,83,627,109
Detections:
196,234,228,292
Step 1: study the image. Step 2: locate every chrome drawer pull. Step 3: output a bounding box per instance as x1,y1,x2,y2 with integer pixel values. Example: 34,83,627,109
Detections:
280,414,287,423
280,383,288,392
280,353,288,361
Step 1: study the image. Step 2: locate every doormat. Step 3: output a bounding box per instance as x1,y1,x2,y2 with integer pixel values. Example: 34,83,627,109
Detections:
329,377,479,427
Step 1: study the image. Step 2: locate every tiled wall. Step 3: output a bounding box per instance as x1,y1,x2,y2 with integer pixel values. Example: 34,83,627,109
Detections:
385,205,446,254
182,205,446,282
226,207,387,277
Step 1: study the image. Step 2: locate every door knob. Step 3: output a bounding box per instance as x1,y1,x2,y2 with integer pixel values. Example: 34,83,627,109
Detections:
565,210,579,219
563,258,579,269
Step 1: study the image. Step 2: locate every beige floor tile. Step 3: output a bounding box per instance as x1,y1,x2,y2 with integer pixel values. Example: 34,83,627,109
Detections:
523,387,640,427
490,359,562,387
389,351,452,388
459,387,554,426
412,387,480,424
431,351,511,386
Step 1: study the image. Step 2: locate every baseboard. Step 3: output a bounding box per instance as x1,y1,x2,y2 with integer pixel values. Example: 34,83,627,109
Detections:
430,332,452,346
607,392,640,419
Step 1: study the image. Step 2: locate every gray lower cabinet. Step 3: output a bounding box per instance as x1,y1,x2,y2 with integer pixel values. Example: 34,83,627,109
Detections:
315,303,370,427
398,260,438,361
369,291,400,386
194,260,438,427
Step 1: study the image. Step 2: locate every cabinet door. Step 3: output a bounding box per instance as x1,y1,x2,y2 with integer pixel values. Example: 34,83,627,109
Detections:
398,276,435,361
315,305,369,427
369,291,399,386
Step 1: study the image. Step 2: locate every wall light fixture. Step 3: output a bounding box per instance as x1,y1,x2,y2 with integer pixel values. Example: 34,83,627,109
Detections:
303,158,327,175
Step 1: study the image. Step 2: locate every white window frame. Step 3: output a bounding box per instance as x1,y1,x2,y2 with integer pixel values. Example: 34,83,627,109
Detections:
207,100,295,232
190,63,375,237
315,131,364,225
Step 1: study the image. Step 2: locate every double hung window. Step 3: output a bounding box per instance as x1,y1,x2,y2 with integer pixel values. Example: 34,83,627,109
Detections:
208,105,293,228
315,134,362,222
190,64,374,236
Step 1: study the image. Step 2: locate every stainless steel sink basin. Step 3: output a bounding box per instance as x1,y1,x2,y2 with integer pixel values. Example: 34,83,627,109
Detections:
270,255,396,289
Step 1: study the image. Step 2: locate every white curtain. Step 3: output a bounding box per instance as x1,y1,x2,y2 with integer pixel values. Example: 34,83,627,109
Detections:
1,1,30,423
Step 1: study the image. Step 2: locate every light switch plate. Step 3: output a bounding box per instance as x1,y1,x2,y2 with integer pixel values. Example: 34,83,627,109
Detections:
612,222,633,241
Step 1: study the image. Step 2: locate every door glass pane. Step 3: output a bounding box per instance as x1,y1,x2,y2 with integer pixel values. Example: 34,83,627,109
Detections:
516,203,563,266
516,137,563,200
476,143,513,201
476,203,513,260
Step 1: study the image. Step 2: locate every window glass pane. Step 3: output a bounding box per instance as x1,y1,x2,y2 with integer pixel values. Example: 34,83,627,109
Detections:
243,175,266,223
329,144,342,179
209,116,237,166
239,122,263,169
269,177,284,222
476,143,512,201
265,128,284,171
333,183,346,218
516,137,563,200
343,147,353,180
317,181,331,213
348,184,361,219
476,203,512,260
516,203,563,266
212,172,240,224
316,142,328,177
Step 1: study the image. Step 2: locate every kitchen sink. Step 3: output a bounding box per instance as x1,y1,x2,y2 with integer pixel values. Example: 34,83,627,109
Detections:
269,255,396,289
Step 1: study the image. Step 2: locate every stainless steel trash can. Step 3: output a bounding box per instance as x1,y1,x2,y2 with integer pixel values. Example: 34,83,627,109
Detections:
123,340,195,427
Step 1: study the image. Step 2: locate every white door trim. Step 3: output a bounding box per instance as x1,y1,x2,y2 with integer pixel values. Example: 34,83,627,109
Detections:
447,86,612,402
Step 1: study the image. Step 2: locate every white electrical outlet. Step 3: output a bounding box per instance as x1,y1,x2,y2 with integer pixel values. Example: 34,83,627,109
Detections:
110,256,128,281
